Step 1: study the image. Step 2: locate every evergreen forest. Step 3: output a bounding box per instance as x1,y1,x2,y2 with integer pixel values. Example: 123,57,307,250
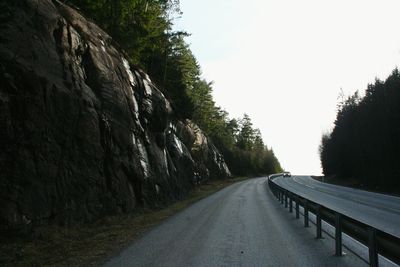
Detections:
320,69,400,193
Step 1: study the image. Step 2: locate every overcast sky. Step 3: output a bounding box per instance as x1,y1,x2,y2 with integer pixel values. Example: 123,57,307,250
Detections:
174,0,400,175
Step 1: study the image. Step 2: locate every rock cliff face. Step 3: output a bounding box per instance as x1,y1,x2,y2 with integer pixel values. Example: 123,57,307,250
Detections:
0,0,230,232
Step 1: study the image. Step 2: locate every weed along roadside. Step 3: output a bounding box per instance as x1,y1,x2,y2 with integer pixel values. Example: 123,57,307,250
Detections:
0,177,249,267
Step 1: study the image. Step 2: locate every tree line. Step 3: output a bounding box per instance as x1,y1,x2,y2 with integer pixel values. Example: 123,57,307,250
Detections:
66,0,282,176
320,69,400,192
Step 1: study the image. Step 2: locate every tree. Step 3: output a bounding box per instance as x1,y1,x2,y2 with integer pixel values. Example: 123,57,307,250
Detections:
236,114,255,151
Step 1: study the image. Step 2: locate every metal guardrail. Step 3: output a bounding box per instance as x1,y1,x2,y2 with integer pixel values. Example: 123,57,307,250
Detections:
268,174,400,267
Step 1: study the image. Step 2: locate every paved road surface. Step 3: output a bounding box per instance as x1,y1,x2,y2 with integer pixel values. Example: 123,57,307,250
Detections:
273,175,400,238
103,177,365,267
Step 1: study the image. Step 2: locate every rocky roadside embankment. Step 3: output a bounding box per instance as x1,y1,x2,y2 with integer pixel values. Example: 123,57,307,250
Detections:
0,0,231,234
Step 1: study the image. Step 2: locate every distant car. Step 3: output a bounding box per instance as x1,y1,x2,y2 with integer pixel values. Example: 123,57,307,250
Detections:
283,172,291,177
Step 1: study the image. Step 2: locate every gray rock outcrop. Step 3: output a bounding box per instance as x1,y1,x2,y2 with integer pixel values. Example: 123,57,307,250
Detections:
0,0,230,233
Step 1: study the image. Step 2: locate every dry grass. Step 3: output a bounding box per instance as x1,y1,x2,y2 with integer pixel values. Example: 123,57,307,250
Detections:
0,177,248,267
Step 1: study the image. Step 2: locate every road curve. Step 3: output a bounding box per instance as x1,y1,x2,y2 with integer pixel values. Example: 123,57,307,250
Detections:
273,175,400,238
103,177,365,267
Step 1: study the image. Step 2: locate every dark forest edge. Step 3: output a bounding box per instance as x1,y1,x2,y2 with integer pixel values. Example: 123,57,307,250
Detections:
320,69,400,194
65,0,283,176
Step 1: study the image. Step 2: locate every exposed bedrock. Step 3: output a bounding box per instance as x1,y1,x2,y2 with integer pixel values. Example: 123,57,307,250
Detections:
0,0,230,233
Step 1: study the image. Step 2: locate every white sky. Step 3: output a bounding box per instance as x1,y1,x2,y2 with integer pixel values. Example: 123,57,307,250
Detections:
173,0,400,175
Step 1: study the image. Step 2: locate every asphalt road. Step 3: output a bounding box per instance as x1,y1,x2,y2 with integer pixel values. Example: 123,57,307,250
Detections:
273,175,400,238
103,177,365,267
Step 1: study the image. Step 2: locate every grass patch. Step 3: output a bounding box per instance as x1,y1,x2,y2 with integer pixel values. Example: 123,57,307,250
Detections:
0,177,248,267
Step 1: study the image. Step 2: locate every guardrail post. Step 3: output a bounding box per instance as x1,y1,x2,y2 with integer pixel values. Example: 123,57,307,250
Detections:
295,196,299,219
289,195,293,213
316,205,322,239
304,200,309,227
285,193,288,208
368,227,378,267
335,213,342,256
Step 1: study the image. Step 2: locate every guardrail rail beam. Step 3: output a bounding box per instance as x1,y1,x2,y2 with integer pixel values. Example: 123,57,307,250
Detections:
267,174,400,266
